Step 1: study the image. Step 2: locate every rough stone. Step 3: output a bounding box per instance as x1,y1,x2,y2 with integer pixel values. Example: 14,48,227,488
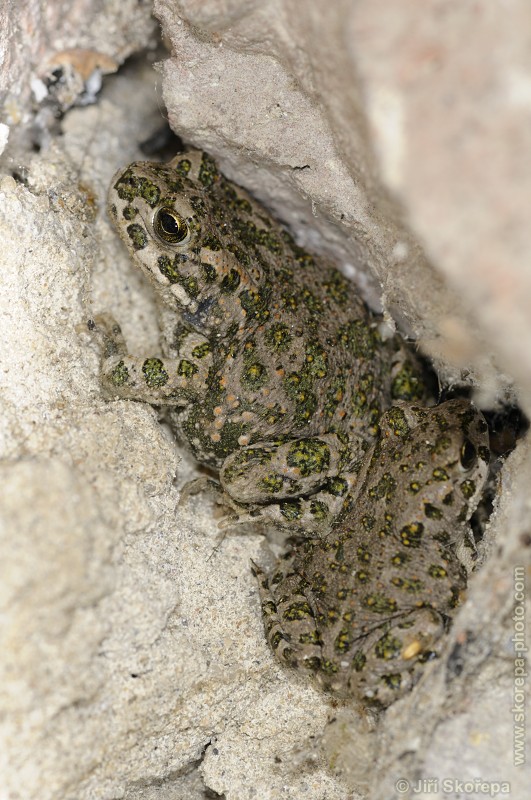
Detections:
1,2,530,799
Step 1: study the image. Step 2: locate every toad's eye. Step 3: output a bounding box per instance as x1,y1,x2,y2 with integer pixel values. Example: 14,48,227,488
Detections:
153,207,189,244
460,439,477,469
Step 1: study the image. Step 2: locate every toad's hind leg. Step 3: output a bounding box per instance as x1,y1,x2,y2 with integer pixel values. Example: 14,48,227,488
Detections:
220,435,358,534
341,608,447,706
251,559,323,673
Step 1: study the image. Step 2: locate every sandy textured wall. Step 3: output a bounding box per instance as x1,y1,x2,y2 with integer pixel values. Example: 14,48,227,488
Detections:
1,2,529,799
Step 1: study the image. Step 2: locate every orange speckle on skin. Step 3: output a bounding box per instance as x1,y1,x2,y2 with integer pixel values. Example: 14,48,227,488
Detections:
238,435,251,446
282,464,299,477
402,640,422,660
214,406,223,416
214,419,223,429
211,433,221,442
275,368,285,377
219,375,228,388
242,411,254,422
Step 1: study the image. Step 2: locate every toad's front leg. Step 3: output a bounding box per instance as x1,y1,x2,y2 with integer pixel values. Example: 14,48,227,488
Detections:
92,313,211,404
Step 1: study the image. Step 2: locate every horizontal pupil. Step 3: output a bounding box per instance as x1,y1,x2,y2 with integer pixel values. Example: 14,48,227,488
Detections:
160,211,180,234
460,440,476,467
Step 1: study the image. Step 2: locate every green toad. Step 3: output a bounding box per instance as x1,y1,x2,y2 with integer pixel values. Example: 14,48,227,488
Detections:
100,151,489,705
101,150,427,534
